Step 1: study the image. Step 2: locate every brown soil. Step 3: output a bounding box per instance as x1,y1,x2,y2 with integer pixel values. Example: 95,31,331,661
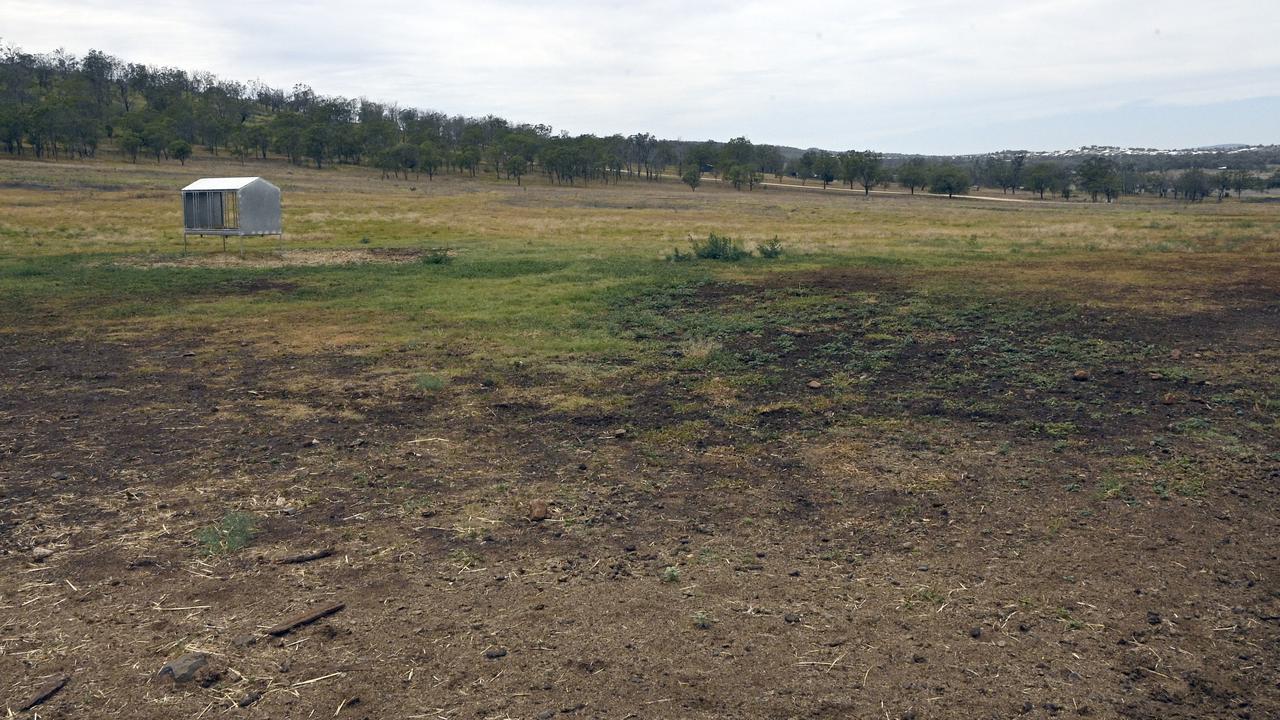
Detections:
2,266,1278,719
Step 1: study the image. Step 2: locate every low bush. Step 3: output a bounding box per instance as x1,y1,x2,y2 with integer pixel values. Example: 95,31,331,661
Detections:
692,233,751,261
757,236,784,258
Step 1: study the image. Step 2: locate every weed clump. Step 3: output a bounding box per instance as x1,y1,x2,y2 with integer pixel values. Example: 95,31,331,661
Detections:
421,248,452,264
693,233,750,261
757,236,784,258
667,233,755,262
196,511,256,555
661,566,682,583
415,373,447,391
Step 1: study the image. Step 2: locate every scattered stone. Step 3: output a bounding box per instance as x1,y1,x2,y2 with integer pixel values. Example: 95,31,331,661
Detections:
237,689,263,707
301,438,320,447
916,565,929,572
1072,369,1090,382
527,499,550,522
1161,392,1178,405
17,673,69,711
231,634,257,649
784,613,801,624
31,546,55,562
537,710,556,720
807,380,823,389
969,627,982,638
156,652,208,683
50,470,68,481
1147,611,1162,625
181,350,196,357
348,438,366,448
484,647,508,659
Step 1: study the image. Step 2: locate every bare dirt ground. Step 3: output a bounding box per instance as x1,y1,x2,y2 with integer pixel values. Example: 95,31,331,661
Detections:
2,257,1278,719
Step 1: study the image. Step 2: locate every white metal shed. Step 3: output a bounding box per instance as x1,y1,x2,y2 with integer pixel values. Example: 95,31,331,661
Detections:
181,177,282,238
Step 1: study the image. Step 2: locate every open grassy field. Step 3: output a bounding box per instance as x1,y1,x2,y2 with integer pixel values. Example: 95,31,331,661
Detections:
2,155,1278,719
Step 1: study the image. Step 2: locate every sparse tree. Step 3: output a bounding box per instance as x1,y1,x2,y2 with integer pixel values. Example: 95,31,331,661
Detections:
682,169,701,191
118,129,142,163
1025,162,1063,199
167,138,191,165
507,154,527,185
1175,168,1210,202
929,165,970,198
1077,156,1117,202
897,158,929,194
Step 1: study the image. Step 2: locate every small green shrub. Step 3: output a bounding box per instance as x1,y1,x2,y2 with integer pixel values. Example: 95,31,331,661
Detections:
415,373,446,391
661,566,682,583
692,611,715,629
666,247,693,262
757,236,784,258
196,512,256,555
692,233,750,261
421,248,452,264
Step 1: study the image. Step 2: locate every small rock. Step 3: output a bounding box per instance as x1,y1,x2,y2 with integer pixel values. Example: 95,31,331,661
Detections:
301,438,320,447
348,438,366,448
231,634,257,649
1147,611,1162,625
1072,369,1090,382
911,654,927,664
156,652,209,683
807,380,823,389
1161,392,1178,405
1170,349,1182,360
969,627,982,638
527,499,550,522
916,565,929,572
484,647,508,659
537,710,556,720
783,613,801,624
237,690,262,707
51,470,68,481
31,546,55,562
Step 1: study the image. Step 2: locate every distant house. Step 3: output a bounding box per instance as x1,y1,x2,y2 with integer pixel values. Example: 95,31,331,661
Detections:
181,177,281,238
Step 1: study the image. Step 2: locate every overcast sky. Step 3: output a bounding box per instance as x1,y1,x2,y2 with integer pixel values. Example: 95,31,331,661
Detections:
5,0,1279,154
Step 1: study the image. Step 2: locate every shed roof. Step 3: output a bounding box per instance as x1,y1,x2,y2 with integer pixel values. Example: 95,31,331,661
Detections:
181,177,266,192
